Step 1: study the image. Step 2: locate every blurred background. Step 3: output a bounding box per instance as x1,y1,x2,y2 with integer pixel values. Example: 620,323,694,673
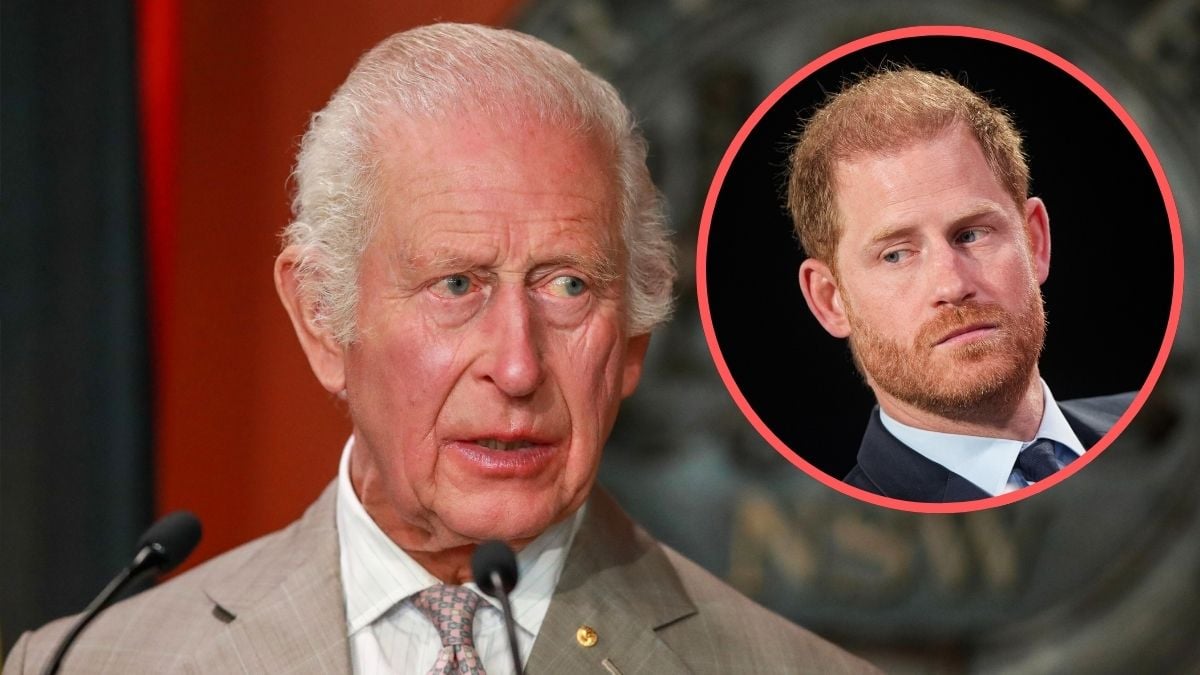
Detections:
2,0,1197,672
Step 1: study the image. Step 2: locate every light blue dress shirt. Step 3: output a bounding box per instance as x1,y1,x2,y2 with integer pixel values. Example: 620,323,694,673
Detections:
878,379,1085,496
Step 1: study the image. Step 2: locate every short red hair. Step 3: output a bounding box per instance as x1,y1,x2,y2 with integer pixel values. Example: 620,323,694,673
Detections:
787,67,1029,267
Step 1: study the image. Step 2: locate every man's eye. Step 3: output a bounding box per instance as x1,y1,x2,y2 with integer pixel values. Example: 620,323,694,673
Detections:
547,275,587,297
882,250,908,264
957,229,982,244
435,274,474,297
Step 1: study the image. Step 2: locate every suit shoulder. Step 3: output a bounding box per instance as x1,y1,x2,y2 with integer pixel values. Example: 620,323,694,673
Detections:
658,545,879,673
1059,391,1136,440
10,522,297,674
1060,391,1136,417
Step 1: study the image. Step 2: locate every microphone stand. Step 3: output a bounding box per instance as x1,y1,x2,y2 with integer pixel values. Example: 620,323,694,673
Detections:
489,569,523,675
43,547,160,675
472,540,523,675
41,512,201,675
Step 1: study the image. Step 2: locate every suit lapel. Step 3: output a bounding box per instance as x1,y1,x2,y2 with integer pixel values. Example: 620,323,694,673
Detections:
181,482,707,672
857,408,989,502
943,474,991,502
191,482,352,674
526,489,695,674
859,393,1135,502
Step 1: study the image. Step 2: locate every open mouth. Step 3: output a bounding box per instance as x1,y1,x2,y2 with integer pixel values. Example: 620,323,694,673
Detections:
475,439,536,451
450,435,559,477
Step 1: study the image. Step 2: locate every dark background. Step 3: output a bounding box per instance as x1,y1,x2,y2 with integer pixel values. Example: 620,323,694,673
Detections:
706,35,1176,478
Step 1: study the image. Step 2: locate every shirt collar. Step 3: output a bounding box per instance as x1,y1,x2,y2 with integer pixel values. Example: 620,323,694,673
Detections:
335,436,585,637
878,379,1085,496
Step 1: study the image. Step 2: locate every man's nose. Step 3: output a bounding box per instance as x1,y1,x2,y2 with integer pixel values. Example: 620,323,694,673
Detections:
928,242,977,306
477,284,544,398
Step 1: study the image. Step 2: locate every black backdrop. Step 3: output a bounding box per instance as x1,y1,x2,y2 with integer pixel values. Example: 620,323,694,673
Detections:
705,34,1176,479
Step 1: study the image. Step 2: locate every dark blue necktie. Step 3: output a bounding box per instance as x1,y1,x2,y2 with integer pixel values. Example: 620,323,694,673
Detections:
1012,438,1076,485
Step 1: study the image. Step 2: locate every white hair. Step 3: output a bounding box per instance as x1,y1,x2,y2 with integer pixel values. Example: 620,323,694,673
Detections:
283,23,676,343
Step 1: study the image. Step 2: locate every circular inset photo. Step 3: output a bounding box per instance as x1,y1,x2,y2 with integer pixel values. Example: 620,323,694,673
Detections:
698,26,1182,512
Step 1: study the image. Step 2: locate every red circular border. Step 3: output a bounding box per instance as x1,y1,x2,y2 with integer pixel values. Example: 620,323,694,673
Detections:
696,25,1185,514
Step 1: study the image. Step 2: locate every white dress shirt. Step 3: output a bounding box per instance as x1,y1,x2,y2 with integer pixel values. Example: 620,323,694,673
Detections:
335,437,585,674
879,379,1085,496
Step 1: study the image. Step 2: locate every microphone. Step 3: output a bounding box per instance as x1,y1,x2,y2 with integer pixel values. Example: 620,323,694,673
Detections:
43,511,202,675
471,540,522,675
132,511,203,574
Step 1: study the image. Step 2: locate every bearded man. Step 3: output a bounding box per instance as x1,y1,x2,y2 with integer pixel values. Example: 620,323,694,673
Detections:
790,68,1133,503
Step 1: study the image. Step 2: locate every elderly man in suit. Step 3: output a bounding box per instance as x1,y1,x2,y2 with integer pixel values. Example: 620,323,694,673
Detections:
7,23,874,674
791,68,1132,503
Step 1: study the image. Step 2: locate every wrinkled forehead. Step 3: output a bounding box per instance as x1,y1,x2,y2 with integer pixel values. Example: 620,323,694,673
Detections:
372,100,620,188
366,107,625,263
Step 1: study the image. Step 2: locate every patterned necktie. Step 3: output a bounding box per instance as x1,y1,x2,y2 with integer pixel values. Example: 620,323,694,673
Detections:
412,585,488,675
1014,437,1074,483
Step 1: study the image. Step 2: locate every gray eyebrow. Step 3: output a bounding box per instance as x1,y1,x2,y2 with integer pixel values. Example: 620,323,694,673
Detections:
393,248,622,285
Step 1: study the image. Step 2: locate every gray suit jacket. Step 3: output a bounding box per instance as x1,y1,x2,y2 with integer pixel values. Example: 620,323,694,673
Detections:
6,484,876,674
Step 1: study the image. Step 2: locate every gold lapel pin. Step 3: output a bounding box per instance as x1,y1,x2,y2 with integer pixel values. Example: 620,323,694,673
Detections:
576,625,598,647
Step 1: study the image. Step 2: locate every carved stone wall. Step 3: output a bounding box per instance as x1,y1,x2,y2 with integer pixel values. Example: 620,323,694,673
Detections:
518,1,1200,670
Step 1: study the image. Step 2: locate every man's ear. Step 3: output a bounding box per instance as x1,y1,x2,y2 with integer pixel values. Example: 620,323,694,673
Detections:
1024,197,1051,285
799,258,851,338
275,246,347,394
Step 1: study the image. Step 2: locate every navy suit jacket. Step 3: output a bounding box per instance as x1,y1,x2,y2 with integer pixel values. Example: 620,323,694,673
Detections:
844,392,1136,502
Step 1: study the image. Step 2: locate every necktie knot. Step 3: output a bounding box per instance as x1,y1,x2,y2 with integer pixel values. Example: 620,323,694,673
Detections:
1015,437,1072,483
413,584,484,649
412,585,488,674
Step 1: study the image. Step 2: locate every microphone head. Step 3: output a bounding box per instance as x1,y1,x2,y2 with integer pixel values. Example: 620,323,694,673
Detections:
135,511,202,573
471,540,518,597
